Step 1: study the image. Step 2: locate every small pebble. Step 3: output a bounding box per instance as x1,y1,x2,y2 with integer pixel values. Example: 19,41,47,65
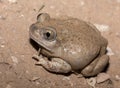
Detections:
1,44,5,48
8,0,17,3
11,56,18,64
62,77,70,81
6,84,12,88
0,40,5,48
116,32,120,38
25,70,29,74
62,77,73,87
0,15,6,20
94,24,109,32
86,77,96,88
36,81,40,85
19,14,24,18
107,47,114,56
115,75,120,81
50,6,55,9
31,76,40,81
80,1,85,6
96,73,110,83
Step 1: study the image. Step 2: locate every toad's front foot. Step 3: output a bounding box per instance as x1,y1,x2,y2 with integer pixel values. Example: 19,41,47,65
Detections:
34,56,72,73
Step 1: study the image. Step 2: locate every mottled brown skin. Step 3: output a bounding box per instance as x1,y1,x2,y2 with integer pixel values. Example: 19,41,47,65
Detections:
29,13,109,77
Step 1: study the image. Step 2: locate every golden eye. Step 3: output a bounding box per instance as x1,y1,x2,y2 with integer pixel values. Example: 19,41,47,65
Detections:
41,27,56,41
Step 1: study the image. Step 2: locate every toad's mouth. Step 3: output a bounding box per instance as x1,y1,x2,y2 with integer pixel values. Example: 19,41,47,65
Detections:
30,35,53,53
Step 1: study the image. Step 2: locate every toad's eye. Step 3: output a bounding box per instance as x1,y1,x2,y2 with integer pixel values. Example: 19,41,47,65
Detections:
40,27,57,41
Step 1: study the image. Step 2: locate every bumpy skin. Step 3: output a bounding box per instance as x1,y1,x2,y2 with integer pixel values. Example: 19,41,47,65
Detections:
29,13,109,77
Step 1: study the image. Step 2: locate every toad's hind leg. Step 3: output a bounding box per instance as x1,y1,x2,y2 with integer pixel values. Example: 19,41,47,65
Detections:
81,55,109,77
36,56,72,73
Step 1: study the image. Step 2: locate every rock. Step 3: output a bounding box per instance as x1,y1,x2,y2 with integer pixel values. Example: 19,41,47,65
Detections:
96,73,110,83
115,75,120,81
94,24,109,32
8,0,17,3
86,77,96,88
107,47,114,56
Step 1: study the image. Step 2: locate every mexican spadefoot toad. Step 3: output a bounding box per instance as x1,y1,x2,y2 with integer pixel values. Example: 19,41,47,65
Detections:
29,13,109,77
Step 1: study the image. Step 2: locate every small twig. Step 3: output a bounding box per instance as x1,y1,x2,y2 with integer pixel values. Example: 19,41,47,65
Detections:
38,5,45,12
38,48,41,56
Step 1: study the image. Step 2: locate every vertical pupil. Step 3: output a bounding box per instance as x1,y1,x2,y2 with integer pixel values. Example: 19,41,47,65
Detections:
46,32,50,38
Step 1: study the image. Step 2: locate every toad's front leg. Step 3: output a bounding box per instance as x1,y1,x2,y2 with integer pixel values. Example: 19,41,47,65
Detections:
34,55,72,73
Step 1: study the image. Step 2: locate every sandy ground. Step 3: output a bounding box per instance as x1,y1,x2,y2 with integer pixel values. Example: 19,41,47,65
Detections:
0,0,120,88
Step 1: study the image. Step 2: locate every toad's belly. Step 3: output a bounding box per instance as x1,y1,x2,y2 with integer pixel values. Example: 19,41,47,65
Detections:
62,45,101,70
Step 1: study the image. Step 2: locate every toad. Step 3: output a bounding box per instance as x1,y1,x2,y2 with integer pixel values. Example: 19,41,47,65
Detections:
29,13,109,77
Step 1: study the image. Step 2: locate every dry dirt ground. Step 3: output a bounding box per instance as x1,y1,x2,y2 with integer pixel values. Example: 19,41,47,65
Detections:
0,0,120,88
